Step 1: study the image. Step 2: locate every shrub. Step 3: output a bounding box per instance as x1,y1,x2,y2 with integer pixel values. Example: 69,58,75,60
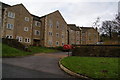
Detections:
2,38,30,52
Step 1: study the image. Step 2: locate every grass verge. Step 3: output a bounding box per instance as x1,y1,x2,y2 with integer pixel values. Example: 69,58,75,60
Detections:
2,44,59,57
28,46,59,53
60,56,119,79
2,44,32,57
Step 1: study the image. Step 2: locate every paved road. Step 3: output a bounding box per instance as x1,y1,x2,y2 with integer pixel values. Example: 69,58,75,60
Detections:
2,52,74,78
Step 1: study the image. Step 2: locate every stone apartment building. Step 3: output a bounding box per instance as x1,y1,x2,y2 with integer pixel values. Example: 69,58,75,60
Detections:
31,14,42,46
67,24,81,45
1,3,33,45
0,2,10,38
40,10,68,47
80,27,100,44
0,2,100,47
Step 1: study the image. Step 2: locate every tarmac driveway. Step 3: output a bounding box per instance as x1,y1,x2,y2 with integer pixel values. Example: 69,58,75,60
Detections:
2,52,73,78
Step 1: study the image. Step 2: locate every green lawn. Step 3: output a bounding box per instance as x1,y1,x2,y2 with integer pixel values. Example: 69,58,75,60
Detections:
61,56,119,79
28,46,59,53
2,44,32,57
2,44,59,57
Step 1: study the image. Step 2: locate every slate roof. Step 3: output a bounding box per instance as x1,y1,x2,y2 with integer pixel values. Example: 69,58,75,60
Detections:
31,14,41,21
39,10,67,24
0,2,11,8
80,27,98,32
67,24,80,31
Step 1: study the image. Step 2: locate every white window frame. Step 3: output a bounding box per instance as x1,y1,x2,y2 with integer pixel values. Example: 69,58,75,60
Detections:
56,33,59,37
25,17,29,21
24,27,29,31
7,23,14,30
16,36,22,42
49,32,52,36
62,43,64,46
6,35,13,39
49,19,53,28
8,12,15,18
71,30,73,32
35,21,41,27
56,41,59,46
24,38,31,43
35,30,40,35
77,31,79,34
56,21,59,29
48,40,53,46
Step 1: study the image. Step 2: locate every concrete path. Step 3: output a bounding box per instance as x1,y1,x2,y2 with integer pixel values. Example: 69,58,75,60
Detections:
2,52,73,78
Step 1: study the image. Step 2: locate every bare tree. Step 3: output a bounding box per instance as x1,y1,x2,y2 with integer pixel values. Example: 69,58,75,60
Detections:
100,21,113,39
113,14,120,32
92,17,100,28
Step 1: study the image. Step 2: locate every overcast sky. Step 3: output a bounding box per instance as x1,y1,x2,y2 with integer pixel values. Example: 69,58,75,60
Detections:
1,0,119,27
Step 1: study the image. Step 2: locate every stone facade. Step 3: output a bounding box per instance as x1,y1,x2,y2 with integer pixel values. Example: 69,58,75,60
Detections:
1,2,100,47
40,10,68,47
0,2,10,38
67,24,81,45
2,3,33,46
80,27,100,44
31,15,42,46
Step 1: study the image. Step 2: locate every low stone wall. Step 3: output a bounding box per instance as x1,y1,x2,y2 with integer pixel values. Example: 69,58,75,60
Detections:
72,45,120,57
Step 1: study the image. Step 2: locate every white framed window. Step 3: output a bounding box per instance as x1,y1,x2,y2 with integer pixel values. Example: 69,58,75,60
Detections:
62,25,64,30
71,30,73,32
8,12,15,18
48,32,52,36
24,27,29,31
6,35,13,39
62,43,64,46
49,19,53,28
35,21,41,27
7,23,14,29
56,21,59,28
56,33,59,37
16,36,22,42
35,30,40,35
56,41,59,46
77,31,79,34
25,17,29,21
48,40,52,46
24,38,30,43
